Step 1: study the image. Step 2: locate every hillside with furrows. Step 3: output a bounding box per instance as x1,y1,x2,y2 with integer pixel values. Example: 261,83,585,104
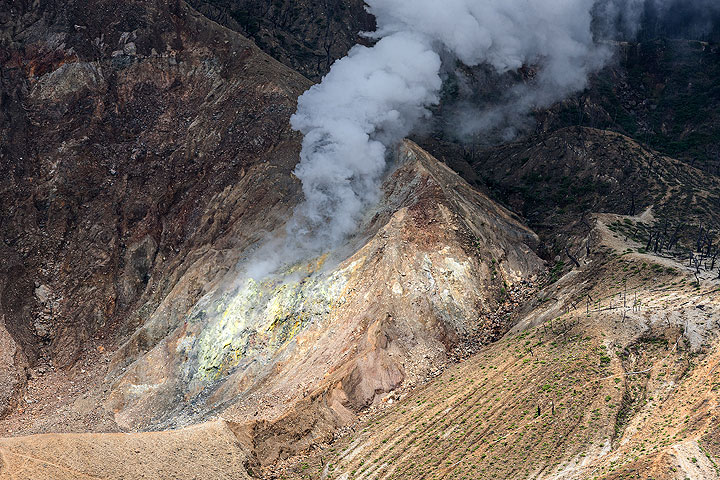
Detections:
275,211,720,480
1,1,719,480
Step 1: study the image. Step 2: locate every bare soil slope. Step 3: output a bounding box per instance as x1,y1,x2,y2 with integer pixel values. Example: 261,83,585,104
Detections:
278,212,720,480
0,421,253,480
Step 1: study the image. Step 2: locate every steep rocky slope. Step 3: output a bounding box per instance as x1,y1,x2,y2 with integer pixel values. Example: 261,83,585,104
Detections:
187,0,374,81
0,3,546,469
0,0,308,418
104,140,542,444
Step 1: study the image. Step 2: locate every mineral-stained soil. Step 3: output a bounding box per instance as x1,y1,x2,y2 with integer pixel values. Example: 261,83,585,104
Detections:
102,140,543,456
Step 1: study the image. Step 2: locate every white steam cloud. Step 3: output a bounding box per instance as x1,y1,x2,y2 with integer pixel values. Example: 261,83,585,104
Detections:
288,32,442,247
248,0,714,276
288,0,617,256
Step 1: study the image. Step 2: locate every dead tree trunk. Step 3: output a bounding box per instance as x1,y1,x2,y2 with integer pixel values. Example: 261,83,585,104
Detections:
565,247,581,268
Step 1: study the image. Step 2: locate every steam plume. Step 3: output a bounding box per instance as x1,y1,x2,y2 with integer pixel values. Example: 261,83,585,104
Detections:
289,0,615,253
288,32,442,248
262,0,718,276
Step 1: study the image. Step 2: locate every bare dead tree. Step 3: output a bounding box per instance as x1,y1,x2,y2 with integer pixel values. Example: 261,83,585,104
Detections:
653,231,662,253
628,191,636,216
696,225,705,253
581,211,594,234
565,247,581,268
624,282,627,309
634,291,639,312
693,255,701,274
667,223,684,251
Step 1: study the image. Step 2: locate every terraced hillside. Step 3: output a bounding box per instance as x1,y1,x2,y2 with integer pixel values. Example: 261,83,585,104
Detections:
276,212,720,480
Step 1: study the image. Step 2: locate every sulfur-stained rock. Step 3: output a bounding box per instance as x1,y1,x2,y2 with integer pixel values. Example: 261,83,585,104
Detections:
106,141,544,445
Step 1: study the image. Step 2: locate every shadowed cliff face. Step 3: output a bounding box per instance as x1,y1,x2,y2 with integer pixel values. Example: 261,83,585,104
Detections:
0,0,309,414
186,0,375,81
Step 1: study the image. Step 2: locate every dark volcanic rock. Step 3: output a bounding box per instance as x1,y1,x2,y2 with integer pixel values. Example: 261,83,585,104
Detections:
469,127,720,248
187,0,375,80
0,0,310,403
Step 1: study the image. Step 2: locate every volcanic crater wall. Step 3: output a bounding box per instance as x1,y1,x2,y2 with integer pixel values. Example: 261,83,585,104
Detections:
2,0,544,450
106,141,544,448
0,0,309,418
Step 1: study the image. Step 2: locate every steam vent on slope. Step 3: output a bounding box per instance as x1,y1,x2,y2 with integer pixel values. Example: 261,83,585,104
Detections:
1,1,720,480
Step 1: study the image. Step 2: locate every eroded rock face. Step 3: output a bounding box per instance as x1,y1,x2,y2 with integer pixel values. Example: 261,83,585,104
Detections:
0,0,309,371
106,141,544,448
2,1,543,439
